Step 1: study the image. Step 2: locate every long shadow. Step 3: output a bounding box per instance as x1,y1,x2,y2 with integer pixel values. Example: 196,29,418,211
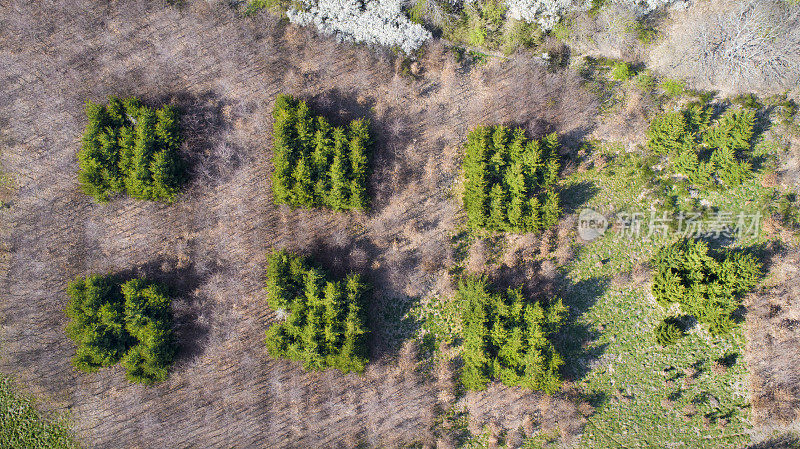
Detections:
748,434,800,449
703,238,782,274
306,88,376,129
560,180,600,216
560,125,596,154
553,274,611,382
157,90,243,188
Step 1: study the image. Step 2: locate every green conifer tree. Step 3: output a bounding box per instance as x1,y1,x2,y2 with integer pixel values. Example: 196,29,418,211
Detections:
264,251,369,373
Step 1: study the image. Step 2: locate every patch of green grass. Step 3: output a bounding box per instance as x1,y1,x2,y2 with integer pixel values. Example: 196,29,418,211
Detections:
635,70,656,91
575,284,751,448
629,19,658,45
243,0,288,15
559,137,779,448
412,293,462,350
578,58,625,115
522,429,560,448
610,61,633,81
661,78,687,98
564,230,757,448
550,20,571,41
0,375,78,449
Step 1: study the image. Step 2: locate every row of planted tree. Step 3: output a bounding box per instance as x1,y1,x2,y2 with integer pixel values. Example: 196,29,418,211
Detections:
70,93,762,391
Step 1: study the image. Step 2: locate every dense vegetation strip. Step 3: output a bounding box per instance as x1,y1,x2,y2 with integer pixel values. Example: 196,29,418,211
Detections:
458,276,566,393
647,105,758,190
652,239,762,336
78,96,185,202
462,125,562,233
271,94,371,211
66,274,177,385
265,250,369,373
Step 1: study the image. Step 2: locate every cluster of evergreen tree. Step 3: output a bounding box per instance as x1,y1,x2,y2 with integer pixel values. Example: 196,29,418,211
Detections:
78,96,185,202
271,94,371,211
458,277,566,393
462,126,562,233
651,239,761,336
646,105,757,189
65,274,176,385
265,250,369,373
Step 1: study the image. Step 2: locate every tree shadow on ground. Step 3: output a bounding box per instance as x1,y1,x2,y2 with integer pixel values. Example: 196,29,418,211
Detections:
560,180,600,216
741,239,785,274
114,256,215,363
748,434,800,449
306,88,376,129
553,274,611,382
158,90,244,188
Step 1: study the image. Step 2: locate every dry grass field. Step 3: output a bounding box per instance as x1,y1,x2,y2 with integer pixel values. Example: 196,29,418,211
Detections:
0,1,598,447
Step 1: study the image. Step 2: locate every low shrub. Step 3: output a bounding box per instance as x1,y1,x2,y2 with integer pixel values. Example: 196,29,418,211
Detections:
458,277,566,393
610,61,633,81
654,317,685,346
660,79,686,98
65,274,176,385
265,250,369,373
634,70,656,90
271,94,371,211
78,96,185,202
651,239,761,335
462,125,562,233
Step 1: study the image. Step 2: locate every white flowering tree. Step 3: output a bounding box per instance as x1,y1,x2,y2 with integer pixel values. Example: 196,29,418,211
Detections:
282,0,688,54
504,0,687,31
287,0,433,53
505,0,574,31
653,0,800,93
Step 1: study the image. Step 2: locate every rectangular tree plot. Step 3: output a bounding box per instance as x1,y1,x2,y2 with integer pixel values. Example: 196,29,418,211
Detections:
78,96,185,202
462,126,562,233
265,250,369,373
271,94,371,211
458,276,566,393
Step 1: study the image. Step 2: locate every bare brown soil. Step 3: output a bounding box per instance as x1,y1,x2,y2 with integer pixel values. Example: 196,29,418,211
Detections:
745,129,800,444
746,247,800,428
0,1,599,447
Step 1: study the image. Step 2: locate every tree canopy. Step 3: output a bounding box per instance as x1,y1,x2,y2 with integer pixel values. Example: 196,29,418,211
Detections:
462,125,562,233
265,250,369,373
651,239,761,335
458,276,566,393
271,94,371,211
78,96,185,202
65,274,176,385
646,105,757,189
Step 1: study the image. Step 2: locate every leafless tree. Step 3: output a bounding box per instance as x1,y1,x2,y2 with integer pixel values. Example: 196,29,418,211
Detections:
655,0,800,93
